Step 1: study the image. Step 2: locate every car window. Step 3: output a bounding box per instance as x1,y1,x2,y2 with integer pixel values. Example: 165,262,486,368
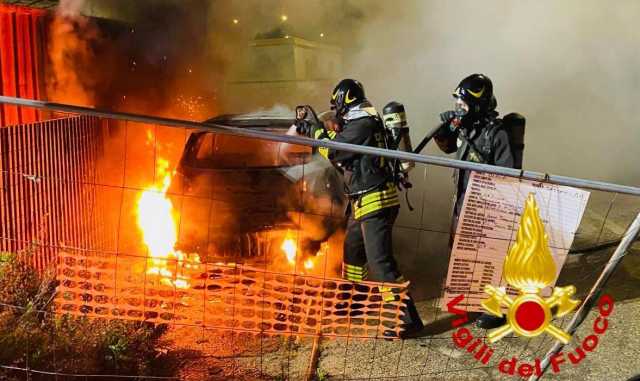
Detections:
191,132,311,169
195,133,215,160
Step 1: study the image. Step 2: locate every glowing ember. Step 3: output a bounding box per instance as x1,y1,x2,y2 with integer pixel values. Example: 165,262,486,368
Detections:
136,156,199,288
176,94,207,119
281,230,297,265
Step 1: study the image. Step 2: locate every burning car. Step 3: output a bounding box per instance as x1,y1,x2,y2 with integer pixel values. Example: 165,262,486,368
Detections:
169,112,346,265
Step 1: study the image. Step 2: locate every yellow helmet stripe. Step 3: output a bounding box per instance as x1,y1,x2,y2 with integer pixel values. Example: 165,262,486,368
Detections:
345,90,357,104
468,86,485,98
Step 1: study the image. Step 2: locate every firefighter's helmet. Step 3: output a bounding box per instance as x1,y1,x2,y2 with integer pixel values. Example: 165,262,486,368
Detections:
453,74,496,115
331,79,365,117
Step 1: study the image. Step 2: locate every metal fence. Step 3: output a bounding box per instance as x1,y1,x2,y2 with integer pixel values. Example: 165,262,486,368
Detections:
0,115,106,271
0,96,639,380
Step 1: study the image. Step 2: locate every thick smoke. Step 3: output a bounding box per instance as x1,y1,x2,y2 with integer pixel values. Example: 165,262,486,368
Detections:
345,0,640,186
47,0,371,117
44,0,640,296
217,0,640,298
207,0,640,183
48,0,219,119
49,0,640,186
337,0,640,299
47,0,100,106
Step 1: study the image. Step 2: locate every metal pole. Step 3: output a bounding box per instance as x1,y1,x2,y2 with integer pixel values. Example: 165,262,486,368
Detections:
2,96,640,196
304,335,322,381
529,211,640,381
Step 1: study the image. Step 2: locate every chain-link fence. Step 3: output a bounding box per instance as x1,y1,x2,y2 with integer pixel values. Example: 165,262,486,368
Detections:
1,97,639,380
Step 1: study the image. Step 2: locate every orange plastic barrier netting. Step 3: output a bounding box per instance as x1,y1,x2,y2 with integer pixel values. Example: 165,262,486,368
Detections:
54,250,409,339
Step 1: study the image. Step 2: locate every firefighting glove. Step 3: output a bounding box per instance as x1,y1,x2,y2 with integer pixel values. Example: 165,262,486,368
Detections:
295,120,313,137
439,110,457,124
324,116,343,133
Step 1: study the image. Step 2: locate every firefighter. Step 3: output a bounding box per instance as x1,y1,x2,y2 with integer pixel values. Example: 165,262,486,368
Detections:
297,79,423,338
434,73,515,329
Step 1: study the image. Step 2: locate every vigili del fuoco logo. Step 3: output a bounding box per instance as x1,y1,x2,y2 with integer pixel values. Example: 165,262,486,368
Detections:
446,193,614,377
481,193,579,344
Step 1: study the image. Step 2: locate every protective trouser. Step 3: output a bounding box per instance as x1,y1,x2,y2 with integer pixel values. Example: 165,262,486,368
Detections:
342,205,422,330
352,182,400,220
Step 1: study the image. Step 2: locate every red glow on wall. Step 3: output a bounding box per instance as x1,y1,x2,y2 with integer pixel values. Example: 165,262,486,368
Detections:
0,4,48,127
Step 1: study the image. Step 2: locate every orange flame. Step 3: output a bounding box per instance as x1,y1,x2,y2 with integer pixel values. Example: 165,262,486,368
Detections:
304,258,314,270
279,231,332,273
281,230,297,265
136,157,199,288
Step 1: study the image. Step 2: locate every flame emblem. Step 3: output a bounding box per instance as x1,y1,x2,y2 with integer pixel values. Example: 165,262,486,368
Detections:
481,193,580,344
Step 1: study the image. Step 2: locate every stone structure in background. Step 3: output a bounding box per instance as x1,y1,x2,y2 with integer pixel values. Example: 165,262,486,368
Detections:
225,35,342,113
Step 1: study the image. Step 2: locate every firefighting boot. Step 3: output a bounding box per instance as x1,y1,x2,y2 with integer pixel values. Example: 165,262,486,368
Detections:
399,295,424,338
380,285,424,339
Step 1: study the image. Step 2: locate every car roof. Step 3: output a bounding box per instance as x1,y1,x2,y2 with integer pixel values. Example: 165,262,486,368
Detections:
204,108,334,130
205,112,295,130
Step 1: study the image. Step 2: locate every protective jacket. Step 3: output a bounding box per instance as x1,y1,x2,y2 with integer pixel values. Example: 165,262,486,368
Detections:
434,112,514,214
313,102,399,220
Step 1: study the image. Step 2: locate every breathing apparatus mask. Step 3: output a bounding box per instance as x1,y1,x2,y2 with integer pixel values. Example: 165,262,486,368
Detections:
454,97,470,118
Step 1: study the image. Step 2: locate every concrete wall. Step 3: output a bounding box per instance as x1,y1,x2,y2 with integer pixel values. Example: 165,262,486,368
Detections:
224,37,342,112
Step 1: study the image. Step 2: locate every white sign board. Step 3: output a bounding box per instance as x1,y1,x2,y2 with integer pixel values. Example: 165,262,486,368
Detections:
441,172,590,312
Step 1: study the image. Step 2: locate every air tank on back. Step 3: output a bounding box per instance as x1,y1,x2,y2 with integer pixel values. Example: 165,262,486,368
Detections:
382,101,415,173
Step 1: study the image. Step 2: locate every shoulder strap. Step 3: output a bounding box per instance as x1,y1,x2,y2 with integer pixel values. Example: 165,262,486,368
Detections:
484,117,503,143
458,128,490,164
